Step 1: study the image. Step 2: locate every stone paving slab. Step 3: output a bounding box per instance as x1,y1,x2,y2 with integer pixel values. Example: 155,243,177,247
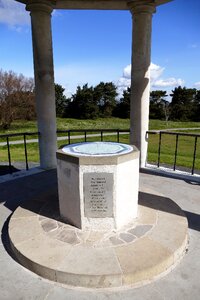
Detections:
1,170,200,299
8,189,188,289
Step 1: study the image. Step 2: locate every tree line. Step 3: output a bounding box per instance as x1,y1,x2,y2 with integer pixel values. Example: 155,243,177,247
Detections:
56,83,200,122
0,69,200,129
149,88,200,122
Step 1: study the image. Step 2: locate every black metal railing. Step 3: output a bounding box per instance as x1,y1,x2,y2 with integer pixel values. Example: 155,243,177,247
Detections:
147,130,200,175
1,129,199,176
57,129,130,144
0,129,129,174
0,132,40,174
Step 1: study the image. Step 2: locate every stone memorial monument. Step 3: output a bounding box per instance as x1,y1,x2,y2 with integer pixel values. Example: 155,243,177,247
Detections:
8,0,188,290
56,142,139,230
8,141,188,288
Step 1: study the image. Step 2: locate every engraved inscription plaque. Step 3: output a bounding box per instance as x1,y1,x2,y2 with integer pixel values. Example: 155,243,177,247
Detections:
84,173,113,218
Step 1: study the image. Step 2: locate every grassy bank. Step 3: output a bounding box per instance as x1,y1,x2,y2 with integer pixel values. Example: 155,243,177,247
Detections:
0,118,130,135
0,118,200,171
1,118,200,134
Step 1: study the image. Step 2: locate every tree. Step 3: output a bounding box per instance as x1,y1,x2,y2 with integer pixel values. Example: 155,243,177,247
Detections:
149,90,169,120
94,82,118,117
9,91,36,121
192,89,200,121
55,83,67,117
0,69,35,129
65,84,99,119
113,87,130,118
161,99,170,122
170,86,197,121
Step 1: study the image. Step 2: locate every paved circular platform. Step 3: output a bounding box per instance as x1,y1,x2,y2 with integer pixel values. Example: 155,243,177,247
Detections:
8,190,188,289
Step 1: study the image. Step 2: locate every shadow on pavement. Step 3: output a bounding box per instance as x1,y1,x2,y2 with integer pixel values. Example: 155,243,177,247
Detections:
139,191,200,232
1,169,200,254
0,165,20,176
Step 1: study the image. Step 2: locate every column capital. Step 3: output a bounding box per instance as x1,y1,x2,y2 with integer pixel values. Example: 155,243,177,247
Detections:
26,0,55,14
128,0,156,15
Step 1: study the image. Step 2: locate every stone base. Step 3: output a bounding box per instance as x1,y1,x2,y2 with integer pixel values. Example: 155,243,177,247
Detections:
56,143,139,230
8,191,188,289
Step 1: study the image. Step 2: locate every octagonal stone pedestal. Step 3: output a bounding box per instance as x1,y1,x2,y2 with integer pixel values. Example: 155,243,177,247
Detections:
56,142,139,230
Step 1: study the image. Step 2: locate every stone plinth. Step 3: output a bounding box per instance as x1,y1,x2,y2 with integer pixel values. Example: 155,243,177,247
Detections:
56,142,139,230
8,191,188,289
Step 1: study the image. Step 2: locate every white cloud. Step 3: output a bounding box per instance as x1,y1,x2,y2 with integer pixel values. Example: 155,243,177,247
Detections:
150,63,165,82
116,62,184,95
116,62,164,94
116,65,131,95
152,78,185,88
116,77,131,98
0,0,30,28
194,81,200,88
123,65,131,78
117,77,131,88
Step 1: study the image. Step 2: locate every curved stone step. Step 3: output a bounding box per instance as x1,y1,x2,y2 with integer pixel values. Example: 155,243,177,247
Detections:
8,191,188,289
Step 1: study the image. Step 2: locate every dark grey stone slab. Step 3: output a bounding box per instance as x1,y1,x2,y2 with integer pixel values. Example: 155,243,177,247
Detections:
128,225,153,237
119,232,136,243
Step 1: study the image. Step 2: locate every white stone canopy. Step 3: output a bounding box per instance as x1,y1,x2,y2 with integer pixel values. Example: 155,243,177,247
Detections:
15,0,172,169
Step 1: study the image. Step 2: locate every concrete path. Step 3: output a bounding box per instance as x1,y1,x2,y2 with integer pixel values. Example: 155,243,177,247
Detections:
1,127,200,146
0,170,200,299
162,127,200,132
0,132,129,146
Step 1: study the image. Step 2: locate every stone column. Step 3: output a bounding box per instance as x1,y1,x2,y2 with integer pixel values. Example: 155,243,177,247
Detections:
26,0,57,169
128,1,156,168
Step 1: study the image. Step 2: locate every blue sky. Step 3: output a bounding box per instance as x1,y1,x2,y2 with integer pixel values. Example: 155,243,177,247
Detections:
0,0,200,98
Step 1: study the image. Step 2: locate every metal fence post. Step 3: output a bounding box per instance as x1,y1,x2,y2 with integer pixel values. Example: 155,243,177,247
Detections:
173,134,179,171
23,134,29,170
157,132,162,168
6,136,12,173
192,136,198,175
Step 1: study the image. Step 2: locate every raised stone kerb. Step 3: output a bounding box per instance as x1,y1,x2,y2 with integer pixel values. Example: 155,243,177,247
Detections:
8,188,188,288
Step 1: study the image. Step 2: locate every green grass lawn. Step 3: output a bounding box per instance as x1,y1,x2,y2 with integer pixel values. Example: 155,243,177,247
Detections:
0,118,200,171
0,118,200,135
147,133,200,171
0,118,130,135
149,120,200,130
